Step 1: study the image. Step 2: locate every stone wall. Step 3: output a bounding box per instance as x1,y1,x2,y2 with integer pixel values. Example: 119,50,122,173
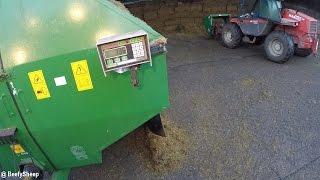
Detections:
125,0,239,34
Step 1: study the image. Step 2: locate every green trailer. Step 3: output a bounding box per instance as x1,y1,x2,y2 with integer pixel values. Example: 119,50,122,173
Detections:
203,14,231,38
0,0,169,179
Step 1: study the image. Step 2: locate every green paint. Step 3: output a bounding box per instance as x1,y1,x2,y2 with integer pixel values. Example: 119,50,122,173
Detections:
0,0,161,68
203,14,230,36
0,0,169,175
0,83,54,171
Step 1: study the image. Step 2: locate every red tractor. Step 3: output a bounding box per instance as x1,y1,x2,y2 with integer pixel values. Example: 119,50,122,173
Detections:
204,0,319,63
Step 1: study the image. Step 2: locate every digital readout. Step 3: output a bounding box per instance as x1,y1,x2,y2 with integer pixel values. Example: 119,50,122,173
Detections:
104,46,127,59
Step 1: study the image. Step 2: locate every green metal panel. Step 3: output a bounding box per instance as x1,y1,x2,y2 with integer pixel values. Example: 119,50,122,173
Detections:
0,82,54,171
0,0,169,173
10,51,169,170
0,0,161,68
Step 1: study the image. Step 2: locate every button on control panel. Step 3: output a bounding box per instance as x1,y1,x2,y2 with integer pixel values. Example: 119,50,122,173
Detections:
96,30,152,75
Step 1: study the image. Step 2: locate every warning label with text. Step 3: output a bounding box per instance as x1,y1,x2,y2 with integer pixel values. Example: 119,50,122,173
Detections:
28,70,51,100
71,60,94,91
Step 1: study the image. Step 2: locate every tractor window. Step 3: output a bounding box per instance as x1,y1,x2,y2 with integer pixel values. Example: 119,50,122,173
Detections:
240,0,259,15
253,0,260,13
276,1,282,9
259,0,282,22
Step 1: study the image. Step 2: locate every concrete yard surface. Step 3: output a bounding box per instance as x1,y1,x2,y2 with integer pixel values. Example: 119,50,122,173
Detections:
71,34,320,180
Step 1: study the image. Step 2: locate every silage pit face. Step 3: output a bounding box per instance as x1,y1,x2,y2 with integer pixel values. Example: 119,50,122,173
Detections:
142,117,190,175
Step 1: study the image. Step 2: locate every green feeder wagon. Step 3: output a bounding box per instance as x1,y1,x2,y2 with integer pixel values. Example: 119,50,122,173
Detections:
0,0,169,179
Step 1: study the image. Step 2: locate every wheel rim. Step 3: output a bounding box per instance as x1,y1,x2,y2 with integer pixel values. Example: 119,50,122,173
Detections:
268,39,284,57
223,30,233,43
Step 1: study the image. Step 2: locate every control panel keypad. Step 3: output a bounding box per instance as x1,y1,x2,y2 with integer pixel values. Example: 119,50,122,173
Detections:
132,42,145,58
97,31,151,74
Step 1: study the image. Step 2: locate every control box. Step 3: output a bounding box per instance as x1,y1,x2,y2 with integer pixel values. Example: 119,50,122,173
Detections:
96,30,152,75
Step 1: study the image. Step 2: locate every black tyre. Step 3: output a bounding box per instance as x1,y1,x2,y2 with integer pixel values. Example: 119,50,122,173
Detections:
22,164,42,180
264,31,294,63
294,48,312,57
221,23,243,48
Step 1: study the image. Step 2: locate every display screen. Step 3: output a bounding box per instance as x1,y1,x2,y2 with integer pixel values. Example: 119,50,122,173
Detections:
104,46,127,59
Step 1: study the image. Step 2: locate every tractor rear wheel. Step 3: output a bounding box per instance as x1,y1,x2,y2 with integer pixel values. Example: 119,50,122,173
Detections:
264,31,294,63
221,23,243,48
294,48,312,57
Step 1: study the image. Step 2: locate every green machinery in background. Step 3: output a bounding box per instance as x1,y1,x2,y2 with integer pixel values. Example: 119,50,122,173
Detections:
0,0,169,179
204,14,231,38
203,0,283,38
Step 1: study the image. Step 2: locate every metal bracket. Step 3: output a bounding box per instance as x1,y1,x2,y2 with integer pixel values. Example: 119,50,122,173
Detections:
150,43,167,55
0,128,17,145
130,66,139,87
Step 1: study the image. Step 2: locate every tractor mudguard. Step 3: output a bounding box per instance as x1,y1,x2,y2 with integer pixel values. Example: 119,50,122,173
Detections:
204,14,230,37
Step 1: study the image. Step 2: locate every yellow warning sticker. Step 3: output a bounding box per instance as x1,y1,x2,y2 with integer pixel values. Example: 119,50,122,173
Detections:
71,60,93,91
10,144,25,154
28,70,51,100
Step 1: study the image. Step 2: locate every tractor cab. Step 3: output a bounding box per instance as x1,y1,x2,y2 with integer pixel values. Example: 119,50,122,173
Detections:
240,0,282,23
230,0,284,37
